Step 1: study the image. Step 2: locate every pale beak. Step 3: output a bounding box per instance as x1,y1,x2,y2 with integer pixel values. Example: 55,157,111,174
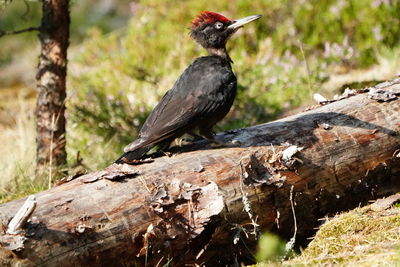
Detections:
227,14,262,30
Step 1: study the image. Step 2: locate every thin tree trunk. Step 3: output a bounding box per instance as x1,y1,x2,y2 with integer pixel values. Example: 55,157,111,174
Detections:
0,79,400,266
35,0,70,175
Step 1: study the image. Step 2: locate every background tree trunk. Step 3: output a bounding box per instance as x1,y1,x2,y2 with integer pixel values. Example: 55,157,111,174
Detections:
0,79,400,266
35,0,70,176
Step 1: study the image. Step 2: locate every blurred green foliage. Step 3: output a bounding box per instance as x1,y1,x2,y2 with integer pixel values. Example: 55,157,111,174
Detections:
68,0,400,168
0,0,132,65
256,232,287,262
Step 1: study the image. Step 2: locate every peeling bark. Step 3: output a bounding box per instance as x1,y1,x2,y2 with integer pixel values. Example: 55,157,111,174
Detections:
35,0,70,172
1,79,400,266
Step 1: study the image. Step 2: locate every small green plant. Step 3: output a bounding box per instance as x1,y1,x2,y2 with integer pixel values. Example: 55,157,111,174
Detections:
256,232,286,262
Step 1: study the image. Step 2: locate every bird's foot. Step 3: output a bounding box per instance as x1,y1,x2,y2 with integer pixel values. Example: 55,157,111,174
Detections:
209,138,241,148
178,133,205,147
178,138,192,147
162,151,173,157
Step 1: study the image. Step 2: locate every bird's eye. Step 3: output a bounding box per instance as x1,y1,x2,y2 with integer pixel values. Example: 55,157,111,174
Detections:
214,22,224,30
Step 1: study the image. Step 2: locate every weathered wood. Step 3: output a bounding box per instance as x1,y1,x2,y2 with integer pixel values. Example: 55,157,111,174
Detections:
1,79,400,266
6,196,36,235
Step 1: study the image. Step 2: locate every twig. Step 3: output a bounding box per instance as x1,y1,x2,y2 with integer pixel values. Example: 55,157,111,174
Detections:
238,159,260,238
48,96,68,188
0,26,40,38
48,114,56,189
284,185,297,254
6,195,37,234
155,256,164,267
298,40,313,94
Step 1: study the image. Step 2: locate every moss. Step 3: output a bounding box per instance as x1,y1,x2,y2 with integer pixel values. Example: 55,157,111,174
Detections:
278,205,400,266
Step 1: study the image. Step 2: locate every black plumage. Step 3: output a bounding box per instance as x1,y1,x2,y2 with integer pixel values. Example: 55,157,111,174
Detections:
117,11,261,163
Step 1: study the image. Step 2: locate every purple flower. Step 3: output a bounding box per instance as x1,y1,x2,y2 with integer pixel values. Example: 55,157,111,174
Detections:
372,26,383,41
373,0,390,7
323,42,331,58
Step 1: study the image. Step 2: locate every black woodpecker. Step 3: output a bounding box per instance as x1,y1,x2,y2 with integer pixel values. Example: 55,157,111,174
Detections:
117,11,261,163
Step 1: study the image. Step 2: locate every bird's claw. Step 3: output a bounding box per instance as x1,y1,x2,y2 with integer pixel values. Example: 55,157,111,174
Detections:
209,139,241,148
178,137,193,147
231,139,241,145
162,151,173,157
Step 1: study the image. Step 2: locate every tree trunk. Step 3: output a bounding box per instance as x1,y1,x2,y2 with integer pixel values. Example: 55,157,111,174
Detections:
35,0,70,176
1,79,400,266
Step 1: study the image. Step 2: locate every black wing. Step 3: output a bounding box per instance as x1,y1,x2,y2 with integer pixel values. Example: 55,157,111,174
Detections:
124,56,236,152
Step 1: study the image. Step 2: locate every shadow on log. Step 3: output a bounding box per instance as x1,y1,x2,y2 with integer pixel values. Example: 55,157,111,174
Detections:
1,79,400,266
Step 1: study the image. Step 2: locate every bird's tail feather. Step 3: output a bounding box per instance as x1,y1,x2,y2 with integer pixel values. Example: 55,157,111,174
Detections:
124,139,143,153
115,146,151,164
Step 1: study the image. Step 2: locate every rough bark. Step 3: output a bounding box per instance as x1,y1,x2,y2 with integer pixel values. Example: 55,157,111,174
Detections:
1,79,400,266
35,0,70,173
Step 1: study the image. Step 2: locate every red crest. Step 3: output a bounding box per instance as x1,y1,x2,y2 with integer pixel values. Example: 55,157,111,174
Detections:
191,11,231,29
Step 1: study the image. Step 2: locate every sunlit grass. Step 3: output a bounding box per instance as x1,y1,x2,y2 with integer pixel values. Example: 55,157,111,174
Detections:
0,89,38,203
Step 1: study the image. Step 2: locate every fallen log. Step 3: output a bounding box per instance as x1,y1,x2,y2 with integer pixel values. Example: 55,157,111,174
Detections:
1,79,400,266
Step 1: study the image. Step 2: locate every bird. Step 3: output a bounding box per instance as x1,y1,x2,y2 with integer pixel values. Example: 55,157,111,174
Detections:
116,11,261,163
